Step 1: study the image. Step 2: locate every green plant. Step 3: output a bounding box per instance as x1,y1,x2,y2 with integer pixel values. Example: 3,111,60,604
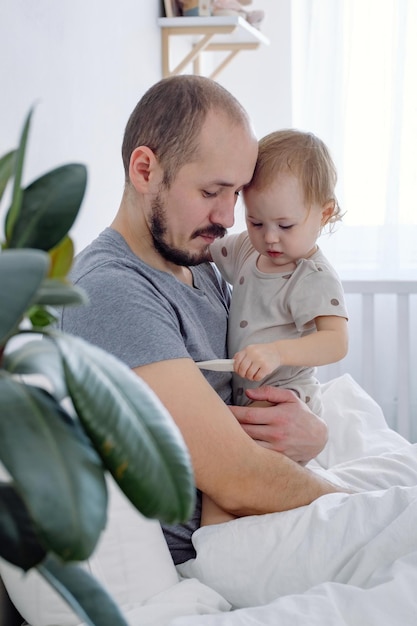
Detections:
0,109,195,625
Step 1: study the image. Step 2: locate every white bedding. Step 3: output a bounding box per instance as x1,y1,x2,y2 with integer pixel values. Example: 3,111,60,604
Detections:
1,374,417,626
174,374,417,625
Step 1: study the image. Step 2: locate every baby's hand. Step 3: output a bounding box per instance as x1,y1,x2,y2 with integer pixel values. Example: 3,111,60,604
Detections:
233,344,281,381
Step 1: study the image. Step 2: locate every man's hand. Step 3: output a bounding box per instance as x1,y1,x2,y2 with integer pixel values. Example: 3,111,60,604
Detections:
229,386,328,465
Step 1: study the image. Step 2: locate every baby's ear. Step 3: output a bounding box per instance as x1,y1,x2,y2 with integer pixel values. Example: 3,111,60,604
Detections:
321,201,335,226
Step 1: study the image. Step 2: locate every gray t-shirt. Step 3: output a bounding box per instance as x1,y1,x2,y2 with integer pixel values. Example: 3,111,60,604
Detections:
59,228,232,564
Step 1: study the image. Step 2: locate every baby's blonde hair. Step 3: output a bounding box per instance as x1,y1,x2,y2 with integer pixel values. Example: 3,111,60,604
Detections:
245,129,342,229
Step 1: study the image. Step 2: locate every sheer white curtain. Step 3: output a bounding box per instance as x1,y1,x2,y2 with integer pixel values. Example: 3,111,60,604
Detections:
291,0,417,279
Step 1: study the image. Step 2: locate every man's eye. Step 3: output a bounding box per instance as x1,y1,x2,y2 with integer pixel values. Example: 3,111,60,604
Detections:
235,190,241,197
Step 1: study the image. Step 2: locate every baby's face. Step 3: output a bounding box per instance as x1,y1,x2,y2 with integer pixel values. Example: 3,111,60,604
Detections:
244,172,328,272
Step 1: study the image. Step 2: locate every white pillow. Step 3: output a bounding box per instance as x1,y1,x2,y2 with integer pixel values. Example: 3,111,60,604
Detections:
316,373,409,468
0,476,180,625
177,484,417,609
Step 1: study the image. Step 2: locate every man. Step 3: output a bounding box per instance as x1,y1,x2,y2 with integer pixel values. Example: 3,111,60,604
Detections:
60,75,347,565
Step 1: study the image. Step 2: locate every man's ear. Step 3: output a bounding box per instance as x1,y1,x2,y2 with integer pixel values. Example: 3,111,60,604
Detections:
321,201,335,226
129,146,161,192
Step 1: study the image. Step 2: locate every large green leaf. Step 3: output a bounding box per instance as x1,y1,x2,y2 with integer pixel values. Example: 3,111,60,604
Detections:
34,278,89,306
25,276,88,330
6,163,87,251
0,150,16,205
0,249,49,346
4,108,33,243
0,377,107,560
51,332,195,523
38,554,129,626
4,338,68,401
0,483,46,570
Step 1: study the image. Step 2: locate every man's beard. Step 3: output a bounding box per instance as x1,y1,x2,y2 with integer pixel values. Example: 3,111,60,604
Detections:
150,194,226,266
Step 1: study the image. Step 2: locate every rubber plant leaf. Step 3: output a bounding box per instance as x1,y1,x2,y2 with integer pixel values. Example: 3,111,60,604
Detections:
0,483,46,570
4,107,33,243
0,249,49,346
6,163,87,251
26,278,88,329
48,235,75,278
0,377,107,561
38,553,129,626
33,278,89,306
0,150,16,205
26,305,59,329
4,338,68,402
51,332,196,523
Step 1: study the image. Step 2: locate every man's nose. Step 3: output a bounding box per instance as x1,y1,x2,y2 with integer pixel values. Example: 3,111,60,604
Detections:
210,197,236,229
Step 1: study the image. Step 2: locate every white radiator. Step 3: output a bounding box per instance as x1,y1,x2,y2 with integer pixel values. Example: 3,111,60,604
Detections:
318,280,417,442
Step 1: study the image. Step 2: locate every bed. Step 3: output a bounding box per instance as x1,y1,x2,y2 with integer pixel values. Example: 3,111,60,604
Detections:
1,373,417,626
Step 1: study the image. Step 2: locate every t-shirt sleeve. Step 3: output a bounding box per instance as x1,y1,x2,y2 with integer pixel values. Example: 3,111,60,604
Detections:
289,268,348,332
60,261,189,369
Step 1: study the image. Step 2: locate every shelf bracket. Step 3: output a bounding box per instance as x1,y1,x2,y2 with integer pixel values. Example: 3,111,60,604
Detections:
159,16,270,80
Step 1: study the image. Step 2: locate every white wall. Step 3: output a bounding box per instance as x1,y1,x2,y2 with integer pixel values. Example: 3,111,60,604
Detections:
0,0,291,253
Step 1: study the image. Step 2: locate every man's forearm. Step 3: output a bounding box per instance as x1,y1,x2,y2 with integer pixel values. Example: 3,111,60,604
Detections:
211,444,349,517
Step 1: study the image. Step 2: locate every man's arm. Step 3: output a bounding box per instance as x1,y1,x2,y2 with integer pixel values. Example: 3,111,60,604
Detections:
135,358,348,517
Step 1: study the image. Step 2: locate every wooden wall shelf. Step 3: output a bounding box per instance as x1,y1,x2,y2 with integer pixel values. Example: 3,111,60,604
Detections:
158,16,270,80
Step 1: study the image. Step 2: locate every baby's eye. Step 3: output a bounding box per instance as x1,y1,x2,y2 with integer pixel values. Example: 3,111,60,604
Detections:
249,221,262,228
202,190,218,198
279,224,294,230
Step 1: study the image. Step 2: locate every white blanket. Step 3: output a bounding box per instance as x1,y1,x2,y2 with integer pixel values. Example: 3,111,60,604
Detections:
173,375,417,625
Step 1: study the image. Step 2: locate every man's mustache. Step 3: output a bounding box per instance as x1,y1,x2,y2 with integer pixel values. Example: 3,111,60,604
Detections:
193,224,227,240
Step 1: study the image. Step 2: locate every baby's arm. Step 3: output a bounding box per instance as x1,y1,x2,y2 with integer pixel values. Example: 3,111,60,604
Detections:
234,316,348,382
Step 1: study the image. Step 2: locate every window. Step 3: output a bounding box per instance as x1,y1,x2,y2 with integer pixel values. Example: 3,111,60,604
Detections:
291,0,417,279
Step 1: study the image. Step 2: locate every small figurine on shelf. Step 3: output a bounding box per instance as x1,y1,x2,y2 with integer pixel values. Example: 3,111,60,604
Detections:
178,0,212,16
212,0,265,29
